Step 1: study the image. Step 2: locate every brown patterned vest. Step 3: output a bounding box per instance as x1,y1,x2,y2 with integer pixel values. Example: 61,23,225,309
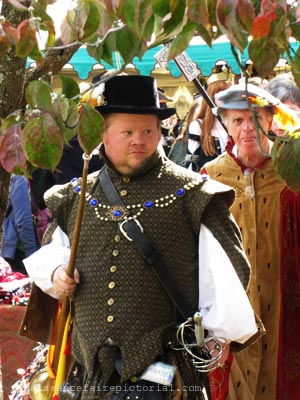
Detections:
45,148,238,387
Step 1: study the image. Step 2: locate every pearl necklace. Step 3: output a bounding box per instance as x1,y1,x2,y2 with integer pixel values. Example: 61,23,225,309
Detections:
71,178,203,222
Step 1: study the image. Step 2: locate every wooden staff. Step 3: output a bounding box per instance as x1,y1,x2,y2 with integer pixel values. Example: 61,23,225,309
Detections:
52,152,92,373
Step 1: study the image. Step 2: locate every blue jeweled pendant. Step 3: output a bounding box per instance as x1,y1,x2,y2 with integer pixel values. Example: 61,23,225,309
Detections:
176,188,185,197
90,198,98,207
105,206,129,221
144,201,154,209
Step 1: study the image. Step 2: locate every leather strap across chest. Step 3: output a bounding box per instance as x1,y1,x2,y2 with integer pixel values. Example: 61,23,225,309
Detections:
98,166,195,320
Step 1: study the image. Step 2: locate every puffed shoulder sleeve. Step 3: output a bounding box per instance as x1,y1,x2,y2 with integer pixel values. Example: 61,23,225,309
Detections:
44,181,75,235
200,190,250,289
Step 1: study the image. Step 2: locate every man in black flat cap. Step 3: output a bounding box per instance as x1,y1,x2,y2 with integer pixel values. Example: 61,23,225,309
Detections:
23,75,258,400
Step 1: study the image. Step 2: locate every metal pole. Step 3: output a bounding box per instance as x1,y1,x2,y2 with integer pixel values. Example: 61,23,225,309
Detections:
154,45,228,133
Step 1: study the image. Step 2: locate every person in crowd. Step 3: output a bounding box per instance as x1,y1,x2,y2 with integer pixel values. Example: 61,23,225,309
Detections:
1,174,40,274
168,96,202,166
265,73,300,136
158,89,178,155
201,83,300,400
22,75,259,400
169,73,233,172
183,77,232,172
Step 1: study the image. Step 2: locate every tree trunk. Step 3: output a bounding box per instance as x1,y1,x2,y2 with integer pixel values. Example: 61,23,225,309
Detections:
0,1,79,245
0,1,29,246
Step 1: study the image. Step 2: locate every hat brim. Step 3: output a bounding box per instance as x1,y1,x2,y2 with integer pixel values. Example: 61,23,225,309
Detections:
214,101,274,116
95,105,176,121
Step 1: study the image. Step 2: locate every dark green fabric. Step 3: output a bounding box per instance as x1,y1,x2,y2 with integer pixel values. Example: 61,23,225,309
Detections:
45,146,250,400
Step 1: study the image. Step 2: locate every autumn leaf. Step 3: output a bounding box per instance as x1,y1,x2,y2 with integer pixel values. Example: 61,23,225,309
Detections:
2,21,18,43
16,19,38,58
22,113,64,170
7,0,28,11
0,124,27,173
251,1,277,39
60,9,78,45
0,32,10,58
216,0,254,51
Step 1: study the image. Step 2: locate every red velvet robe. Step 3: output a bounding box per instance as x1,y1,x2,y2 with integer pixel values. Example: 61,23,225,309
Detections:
276,188,300,399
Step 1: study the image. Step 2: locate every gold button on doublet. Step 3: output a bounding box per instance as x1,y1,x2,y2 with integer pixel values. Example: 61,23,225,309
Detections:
108,281,115,289
110,265,117,273
114,234,121,242
107,315,114,323
123,177,130,183
107,298,115,306
120,190,128,196
112,249,119,257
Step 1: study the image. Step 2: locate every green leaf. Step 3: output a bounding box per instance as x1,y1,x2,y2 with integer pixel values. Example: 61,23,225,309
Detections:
116,27,142,64
119,0,136,32
101,34,116,66
28,42,43,63
52,97,79,143
154,0,188,42
60,10,78,45
195,23,213,46
167,20,198,60
291,47,300,88
248,39,280,78
119,0,153,41
40,20,56,47
1,115,21,131
52,95,71,123
0,124,27,173
87,38,104,63
78,104,104,155
59,75,80,99
25,80,52,112
271,132,300,192
22,113,64,170
65,105,80,130
77,0,101,41
289,4,300,38
32,1,56,47
55,118,77,144
152,0,170,17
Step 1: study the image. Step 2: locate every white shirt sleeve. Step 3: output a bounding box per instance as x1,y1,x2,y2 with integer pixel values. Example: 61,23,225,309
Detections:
187,120,201,154
23,227,71,299
198,224,258,343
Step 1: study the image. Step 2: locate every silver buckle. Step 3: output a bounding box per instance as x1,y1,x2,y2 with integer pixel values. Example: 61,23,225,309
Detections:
119,219,144,241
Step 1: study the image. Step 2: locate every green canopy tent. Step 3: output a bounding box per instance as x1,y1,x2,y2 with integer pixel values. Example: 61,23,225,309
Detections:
62,41,249,80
